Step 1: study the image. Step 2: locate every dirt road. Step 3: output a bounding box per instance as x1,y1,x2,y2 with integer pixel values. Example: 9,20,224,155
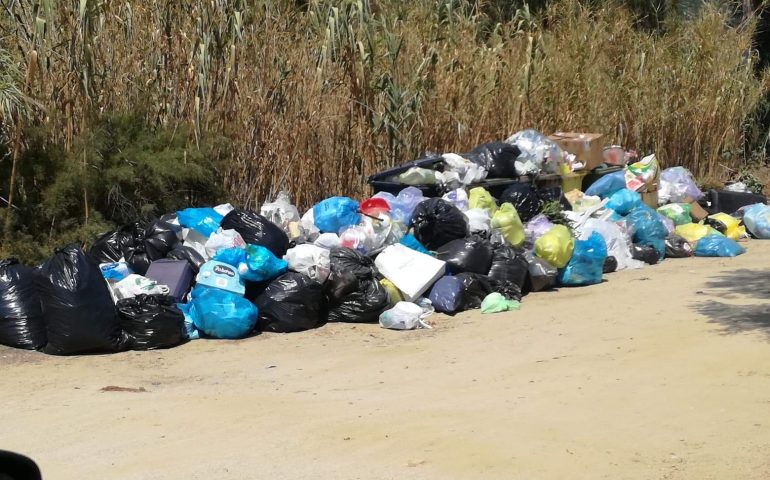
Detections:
3,242,770,479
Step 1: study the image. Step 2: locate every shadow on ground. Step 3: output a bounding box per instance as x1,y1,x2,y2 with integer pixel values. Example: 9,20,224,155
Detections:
692,269,770,338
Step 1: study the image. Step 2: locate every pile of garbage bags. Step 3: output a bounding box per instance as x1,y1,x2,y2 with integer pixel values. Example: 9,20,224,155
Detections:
1,129,766,355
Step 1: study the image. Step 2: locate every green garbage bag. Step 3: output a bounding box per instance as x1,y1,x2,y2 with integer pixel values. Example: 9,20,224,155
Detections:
480,292,521,314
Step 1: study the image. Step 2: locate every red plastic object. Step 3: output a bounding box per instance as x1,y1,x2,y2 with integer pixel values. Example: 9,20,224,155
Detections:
360,198,390,216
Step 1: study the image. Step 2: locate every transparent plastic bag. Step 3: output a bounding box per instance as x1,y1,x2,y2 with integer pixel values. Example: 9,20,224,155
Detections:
658,166,703,204
442,153,487,185
398,167,436,185
743,203,770,239
260,191,301,233
283,244,331,283
373,187,426,225
442,188,469,211
379,299,434,330
505,129,564,174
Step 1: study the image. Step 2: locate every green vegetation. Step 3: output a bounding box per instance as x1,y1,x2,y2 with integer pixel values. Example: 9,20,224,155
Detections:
0,0,768,263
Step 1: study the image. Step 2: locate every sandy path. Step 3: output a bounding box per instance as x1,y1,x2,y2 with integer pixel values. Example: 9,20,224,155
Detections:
3,242,770,479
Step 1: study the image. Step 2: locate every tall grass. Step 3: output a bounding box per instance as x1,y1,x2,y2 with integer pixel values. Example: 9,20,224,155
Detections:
2,0,767,213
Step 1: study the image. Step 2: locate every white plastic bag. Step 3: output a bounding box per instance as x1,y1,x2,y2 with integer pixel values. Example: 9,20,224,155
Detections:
204,229,246,257
260,191,301,233
464,208,491,234
314,232,341,249
283,244,331,283
379,299,434,330
442,188,469,211
578,218,643,271
113,274,170,301
442,153,487,185
213,203,235,217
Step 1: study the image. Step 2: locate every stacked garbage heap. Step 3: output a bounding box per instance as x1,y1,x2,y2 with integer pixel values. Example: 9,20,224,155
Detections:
2,129,770,355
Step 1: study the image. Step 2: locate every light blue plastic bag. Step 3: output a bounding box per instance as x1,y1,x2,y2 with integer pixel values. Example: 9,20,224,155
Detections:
188,285,258,339
400,233,431,255
625,205,667,260
177,207,224,237
585,171,626,198
606,188,642,216
176,302,200,340
313,197,361,234
373,187,426,224
693,235,745,257
743,203,770,239
213,245,288,282
558,232,608,286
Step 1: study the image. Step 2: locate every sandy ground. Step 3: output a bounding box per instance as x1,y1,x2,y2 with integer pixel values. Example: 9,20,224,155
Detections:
3,242,770,480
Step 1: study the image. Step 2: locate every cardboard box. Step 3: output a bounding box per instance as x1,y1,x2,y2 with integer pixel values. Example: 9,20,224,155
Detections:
641,190,658,209
549,132,605,171
685,197,709,221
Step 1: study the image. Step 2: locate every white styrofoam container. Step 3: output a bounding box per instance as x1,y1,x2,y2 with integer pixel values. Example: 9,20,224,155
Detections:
374,244,446,301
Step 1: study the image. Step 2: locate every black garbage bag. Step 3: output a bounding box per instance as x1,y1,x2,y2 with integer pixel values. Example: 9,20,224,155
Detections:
220,208,290,257
0,259,47,350
436,236,494,275
538,186,573,211
487,244,528,291
256,272,325,333
143,220,180,260
326,277,389,323
123,243,151,276
329,247,377,280
116,294,186,350
522,252,557,294
454,273,495,310
602,256,618,273
88,225,136,264
631,243,659,265
470,142,521,178
166,245,206,273
499,183,541,222
665,234,693,259
410,198,469,250
36,246,125,355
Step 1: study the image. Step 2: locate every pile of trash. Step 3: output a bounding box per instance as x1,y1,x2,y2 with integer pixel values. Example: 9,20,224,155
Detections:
1,129,769,355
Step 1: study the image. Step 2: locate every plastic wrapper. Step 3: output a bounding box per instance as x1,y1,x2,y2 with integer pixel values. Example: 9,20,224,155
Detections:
606,189,642,216
523,252,557,293
436,236,494,275
480,293,521,314
625,154,659,192
664,234,694,258
260,191,301,234
116,294,186,350
505,129,563,174
534,225,575,269
499,183,541,223
743,203,770,239
491,203,525,247
177,207,224,237
100,262,133,282
188,285,258,339
442,188,469,211
410,198,469,250
657,203,692,226
558,232,607,287
36,246,125,355
205,229,246,258
659,166,703,204
674,223,721,244
220,208,290,258
379,300,434,330
256,272,325,333
0,259,47,350
428,276,464,314
706,213,745,241
626,206,667,260
693,235,745,257
584,171,626,198
469,142,521,178
283,244,331,283
465,208,491,234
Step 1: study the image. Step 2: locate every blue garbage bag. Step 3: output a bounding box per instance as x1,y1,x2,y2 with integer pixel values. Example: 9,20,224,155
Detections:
742,203,770,239
693,235,745,257
606,188,642,216
558,232,608,286
585,171,626,198
428,275,463,314
175,302,200,340
213,245,288,282
625,205,667,260
177,207,223,237
188,286,258,339
400,233,431,255
313,197,361,234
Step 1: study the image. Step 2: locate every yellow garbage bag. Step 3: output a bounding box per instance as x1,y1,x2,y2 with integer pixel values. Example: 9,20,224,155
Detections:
468,187,498,216
380,278,403,306
491,203,525,247
534,224,574,268
675,223,722,244
708,213,745,241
